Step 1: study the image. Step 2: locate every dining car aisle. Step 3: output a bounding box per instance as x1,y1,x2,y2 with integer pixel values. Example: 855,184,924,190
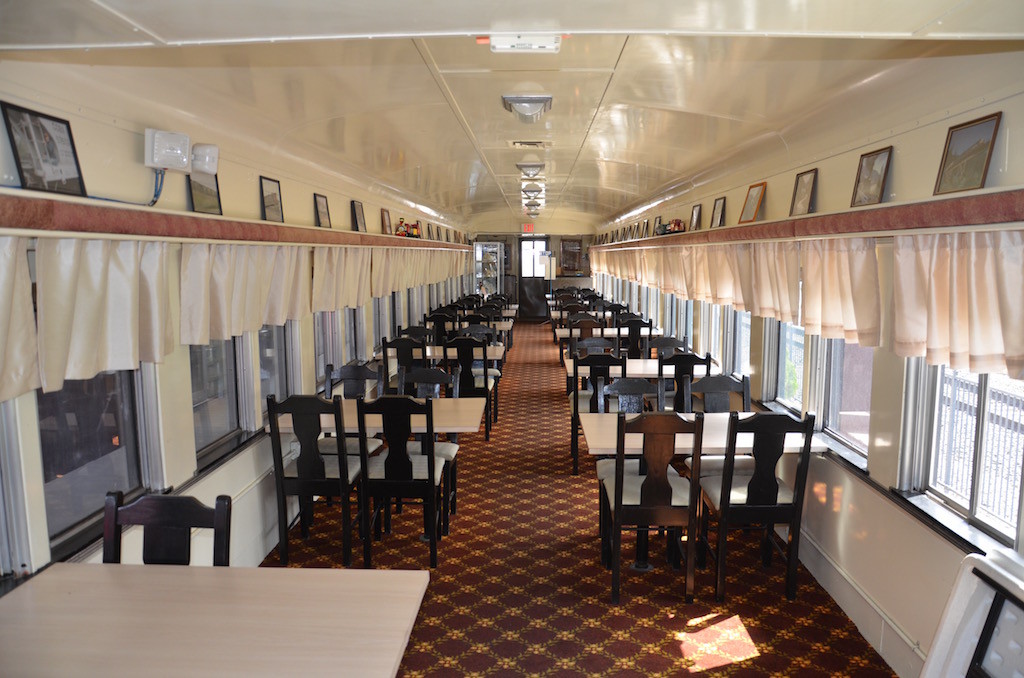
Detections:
263,322,892,676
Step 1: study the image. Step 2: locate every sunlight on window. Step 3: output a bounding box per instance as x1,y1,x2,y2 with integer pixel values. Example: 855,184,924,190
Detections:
675,614,759,671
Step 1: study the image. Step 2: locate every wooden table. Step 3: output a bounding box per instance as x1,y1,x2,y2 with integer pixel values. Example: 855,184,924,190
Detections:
0,563,428,677
554,327,664,340
379,345,506,362
579,411,826,455
274,397,487,435
565,357,711,380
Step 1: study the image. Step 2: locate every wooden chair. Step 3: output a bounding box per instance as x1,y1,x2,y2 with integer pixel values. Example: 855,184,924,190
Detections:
691,374,752,413
604,303,628,327
445,335,494,440
399,325,431,342
658,352,712,412
618,316,653,359
425,310,457,347
267,394,364,567
699,411,815,601
602,412,704,603
381,336,426,394
569,352,626,475
647,336,689,359
103,491,231,566
357,395,445,568
400,366,461,527
321,363,384,457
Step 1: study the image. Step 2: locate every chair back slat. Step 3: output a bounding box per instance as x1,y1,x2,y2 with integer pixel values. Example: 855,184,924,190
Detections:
692,374,751,412
445,335,488,397
658,352,712,412
617,412,703,509
357,395,434,482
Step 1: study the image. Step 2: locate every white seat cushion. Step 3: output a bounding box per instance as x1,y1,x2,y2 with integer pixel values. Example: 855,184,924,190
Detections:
568,391,618,414
595,458,679,481
284,454,360,483
602,474,691,508
367,451,445,486
314,436,383,457
471,366,501,379
474,376,496,390
700,473,795,510
408,440,459,461
687,454,757,478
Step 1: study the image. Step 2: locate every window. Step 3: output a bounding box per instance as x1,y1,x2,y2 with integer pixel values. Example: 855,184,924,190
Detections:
777,322,805,410
37,371,142,543
705,303,723,364
190,339,240,454
823,340,874,453
733,310,751,376
520,239,547,278
928,368,1024,541
258,325,289,409
391,291,404,336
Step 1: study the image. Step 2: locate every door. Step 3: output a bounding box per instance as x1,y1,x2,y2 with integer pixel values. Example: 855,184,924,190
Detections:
518,238,549,319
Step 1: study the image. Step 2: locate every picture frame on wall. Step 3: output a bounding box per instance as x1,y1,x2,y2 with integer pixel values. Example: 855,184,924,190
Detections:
790,168,818,216
1,101,86,196
934,112,1002,195
653,215,663,235
851,146,893,207
444,228,451,242
380,208,392,234
642,219,650,238
260,176,284,222
187,172,222,215
350,200,366,232
738,182,767,224
690,204,702,231
313,193,331,228
711,196,726,228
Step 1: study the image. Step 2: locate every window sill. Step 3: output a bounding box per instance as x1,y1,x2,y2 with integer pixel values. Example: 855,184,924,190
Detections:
891,490,1007,556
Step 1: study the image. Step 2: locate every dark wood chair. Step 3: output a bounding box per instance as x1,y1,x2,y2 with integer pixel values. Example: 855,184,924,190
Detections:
400,366,461,527
658,352,712,412
445,335,494,440
647,336,689,359
399,325,431,342
381,336,426,394
602,412,705,603
357,395,445,568
569,352,626,475
618,316,654,359
699,411,815,601
425,310,458,346
604,303,628,327
103,491,231,566
321,363,384,457
267,394,364,567
691,374,752,413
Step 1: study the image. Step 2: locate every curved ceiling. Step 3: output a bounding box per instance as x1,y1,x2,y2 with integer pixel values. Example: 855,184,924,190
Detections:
1,1,1022,232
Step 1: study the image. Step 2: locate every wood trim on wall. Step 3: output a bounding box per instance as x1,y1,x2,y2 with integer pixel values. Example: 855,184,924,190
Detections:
0,190,471,250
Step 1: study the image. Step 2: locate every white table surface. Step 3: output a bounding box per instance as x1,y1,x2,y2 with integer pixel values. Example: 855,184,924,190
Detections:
0,563,429,678
565,357,710,380
274,397,487,434
579,411,825,456
554,327,664,340
379,345,506,362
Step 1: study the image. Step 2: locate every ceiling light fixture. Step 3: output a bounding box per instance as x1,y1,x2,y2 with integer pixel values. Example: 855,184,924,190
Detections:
522,183,543,199
524,200,541,209
516,162,545,178
527,210,540,218
502,95,552,123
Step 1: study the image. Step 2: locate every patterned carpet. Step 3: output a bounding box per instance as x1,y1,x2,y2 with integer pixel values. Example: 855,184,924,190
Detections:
261,322,894,676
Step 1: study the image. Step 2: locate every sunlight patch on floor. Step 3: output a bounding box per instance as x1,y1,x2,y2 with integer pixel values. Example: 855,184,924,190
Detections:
675,614,760,672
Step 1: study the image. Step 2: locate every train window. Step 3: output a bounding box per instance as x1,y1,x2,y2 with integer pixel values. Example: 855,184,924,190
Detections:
345,308,360,363
823,340,874,454
732,310,752,377
258,325,289,414
189,339,241,458
928,368,1024,541
37,370,142,541
391,291,404,337
372,297,390,352
777,321,805,411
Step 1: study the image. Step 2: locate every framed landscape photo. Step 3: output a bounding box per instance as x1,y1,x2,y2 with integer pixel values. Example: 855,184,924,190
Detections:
790,168,818,216
444,228,451,242
313,193,331,228
851,146,892,207
738,182,766,224
350,200,366,232
690,204,702,231
380,208,392,234
934,112,1002,195
187,172,222,215
1,101,86,196
427,223,435,240
259,176,284,222
641,219,650,238
653,215,663,235
711,196,726,228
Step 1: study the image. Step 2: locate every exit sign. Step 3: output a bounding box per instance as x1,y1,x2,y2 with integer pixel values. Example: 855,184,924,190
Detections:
522,223,534,233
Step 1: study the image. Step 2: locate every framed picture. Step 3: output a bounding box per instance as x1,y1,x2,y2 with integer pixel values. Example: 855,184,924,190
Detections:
711,196,726,228
259,176,283,222
641,219,650,238
851,146,893,207
350,200,366,232
934,112,1002,195
444,228,451,242
1,101,86,196
313,193,331,228
690,204,702,231
380,208,392,234
427,223,435,240
738,182,767,224
187,172,222,215
790,168,818,216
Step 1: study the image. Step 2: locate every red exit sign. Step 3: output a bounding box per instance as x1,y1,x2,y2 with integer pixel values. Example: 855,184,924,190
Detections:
522,223,534,233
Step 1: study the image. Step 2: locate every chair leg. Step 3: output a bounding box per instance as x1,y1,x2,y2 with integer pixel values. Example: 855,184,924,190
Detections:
361,488,373,568
611,519,622,604
441,466,451,537
276,496,289,566
685,521,697,604
426,492,438,568
715,522,728,603
341,489,352,567
449,459,457,515
493,381,499,422
484,398,491,441
696,502,709,569
761,524,774,567
571,414,580,475
786,519,801,600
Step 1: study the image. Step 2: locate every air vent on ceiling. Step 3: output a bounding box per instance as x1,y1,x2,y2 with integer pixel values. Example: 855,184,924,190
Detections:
508,140,549,149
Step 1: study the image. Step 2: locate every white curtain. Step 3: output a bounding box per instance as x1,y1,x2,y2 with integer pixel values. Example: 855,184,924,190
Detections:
36,239,173,393
749,241,801,324
0,237,40,402
893,231,1024,378
801,238,881,346
312,246,371,313
264,246,311,325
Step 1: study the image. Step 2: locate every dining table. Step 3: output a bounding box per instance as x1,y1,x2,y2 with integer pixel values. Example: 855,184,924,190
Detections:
378,344,506,363
0,563,428,677
554,327,665,340
565,357,712,381
273,396,487,435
